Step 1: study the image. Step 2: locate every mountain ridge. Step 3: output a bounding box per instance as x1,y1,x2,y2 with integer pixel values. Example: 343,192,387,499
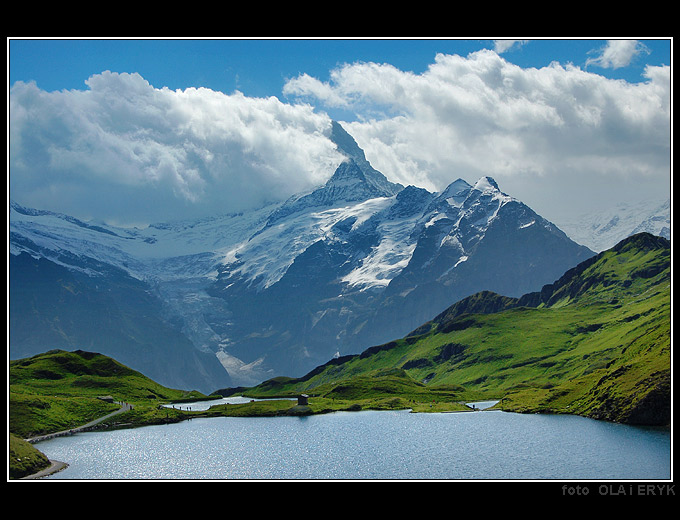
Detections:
10,121,666,391
205,165,595,380
226,232,670,426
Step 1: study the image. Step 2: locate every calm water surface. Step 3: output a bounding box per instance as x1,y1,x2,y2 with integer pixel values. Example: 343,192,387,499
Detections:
37,398,671,480
36,405,670,480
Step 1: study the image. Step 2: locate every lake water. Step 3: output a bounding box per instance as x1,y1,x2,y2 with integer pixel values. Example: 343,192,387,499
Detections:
35,402,670,480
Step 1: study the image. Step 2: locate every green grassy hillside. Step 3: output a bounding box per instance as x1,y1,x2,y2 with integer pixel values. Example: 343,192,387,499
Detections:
9,349,212,478
9,349,207,439
9,433,52,479
222,233,670,426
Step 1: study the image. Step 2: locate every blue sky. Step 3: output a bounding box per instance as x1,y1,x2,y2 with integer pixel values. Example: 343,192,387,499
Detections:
8,38,672,227
9,38,670,98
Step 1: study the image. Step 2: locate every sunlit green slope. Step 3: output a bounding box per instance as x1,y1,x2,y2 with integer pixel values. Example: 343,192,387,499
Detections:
231,233,670,425
9,349,207,439
9,349,211,478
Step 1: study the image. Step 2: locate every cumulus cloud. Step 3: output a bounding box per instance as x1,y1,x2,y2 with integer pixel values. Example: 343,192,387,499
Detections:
10,49,671,228
493,40,529,53
9,71,343,225
586,40,651,69
284,49,671,220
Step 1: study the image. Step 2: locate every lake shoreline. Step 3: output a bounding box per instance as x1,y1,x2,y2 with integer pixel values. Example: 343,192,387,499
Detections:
18,398,668,480
21,459,69,480
26,406,671,480
18,399,500,479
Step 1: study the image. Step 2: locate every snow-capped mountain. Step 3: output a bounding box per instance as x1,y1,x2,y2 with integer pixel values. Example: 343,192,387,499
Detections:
205,168,595,381
10,121,598,389
557,198,670,252
10,198,276,280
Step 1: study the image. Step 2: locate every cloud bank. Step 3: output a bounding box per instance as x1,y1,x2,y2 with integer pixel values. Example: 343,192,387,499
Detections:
10,46,671,227
284,48,670,219
10,71,342,225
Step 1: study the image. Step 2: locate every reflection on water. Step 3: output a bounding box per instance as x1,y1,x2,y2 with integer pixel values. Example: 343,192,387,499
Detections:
466,400,500,410
36,408,670,480
162,396,295,411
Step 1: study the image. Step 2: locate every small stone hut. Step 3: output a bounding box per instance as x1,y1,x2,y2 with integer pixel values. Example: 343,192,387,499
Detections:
298,394,309,406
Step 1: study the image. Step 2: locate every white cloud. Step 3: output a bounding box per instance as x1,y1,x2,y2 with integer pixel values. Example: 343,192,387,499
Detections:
284,49,671,221
9,71,343,225
10,50,671,228
585,40,650,69
493,40,529,54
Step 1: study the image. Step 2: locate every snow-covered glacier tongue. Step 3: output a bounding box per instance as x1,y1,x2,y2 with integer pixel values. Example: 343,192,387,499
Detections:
8,199,281,392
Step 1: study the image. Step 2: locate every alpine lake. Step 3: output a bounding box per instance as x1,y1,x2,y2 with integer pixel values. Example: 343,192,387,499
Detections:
33,397,670,481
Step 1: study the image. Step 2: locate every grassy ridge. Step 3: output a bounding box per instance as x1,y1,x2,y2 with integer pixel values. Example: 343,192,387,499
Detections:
212,368,480,414
225,233,670,426
9,349,208,439
9,349,214,478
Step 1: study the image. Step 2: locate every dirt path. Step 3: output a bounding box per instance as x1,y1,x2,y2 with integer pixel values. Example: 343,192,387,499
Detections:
25,402,133,444
21,460,69,480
